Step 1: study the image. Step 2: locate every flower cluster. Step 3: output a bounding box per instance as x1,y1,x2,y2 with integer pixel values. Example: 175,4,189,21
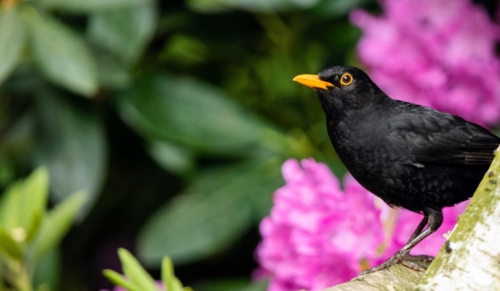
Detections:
350,0,500,126
256,159,468,291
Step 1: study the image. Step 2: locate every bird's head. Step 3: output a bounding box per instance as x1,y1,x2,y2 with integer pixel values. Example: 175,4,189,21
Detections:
293,66,385,116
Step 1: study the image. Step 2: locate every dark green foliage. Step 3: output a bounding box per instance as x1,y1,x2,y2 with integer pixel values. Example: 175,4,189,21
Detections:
0,0,379,289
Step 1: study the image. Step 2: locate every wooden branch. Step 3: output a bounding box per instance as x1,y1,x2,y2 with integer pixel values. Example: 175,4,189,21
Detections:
317,265,423,291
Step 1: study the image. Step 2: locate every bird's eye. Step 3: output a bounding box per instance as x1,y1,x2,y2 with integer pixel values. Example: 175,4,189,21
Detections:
340,73,353,86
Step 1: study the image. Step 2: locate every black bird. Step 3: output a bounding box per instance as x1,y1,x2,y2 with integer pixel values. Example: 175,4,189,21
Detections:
293,66,500,274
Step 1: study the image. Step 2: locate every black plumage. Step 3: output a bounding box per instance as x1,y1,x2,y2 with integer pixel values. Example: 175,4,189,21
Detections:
294,66,500,274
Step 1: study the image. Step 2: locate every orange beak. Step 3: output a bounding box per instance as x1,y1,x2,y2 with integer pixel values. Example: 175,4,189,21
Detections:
293,74,334,90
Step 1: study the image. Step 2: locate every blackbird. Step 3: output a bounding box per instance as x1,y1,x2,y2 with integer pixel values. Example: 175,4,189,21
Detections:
293,66,500,274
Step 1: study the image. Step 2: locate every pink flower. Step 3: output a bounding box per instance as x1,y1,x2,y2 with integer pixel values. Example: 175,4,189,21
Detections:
256,159,384,290
350,0,500,126
256,159,468,291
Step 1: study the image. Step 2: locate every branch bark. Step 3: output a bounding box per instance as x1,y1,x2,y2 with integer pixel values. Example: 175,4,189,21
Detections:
319,265,422,291
321,146,500,291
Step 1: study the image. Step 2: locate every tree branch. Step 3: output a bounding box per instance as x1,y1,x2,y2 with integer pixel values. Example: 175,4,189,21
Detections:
318,265,422,291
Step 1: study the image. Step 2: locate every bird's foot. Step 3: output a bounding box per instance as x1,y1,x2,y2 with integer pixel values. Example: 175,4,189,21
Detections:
360,253,431,275
360,253,402,275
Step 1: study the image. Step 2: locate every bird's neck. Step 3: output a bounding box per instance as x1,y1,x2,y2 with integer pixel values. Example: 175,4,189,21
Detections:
324,100,389,149
318,97,346,124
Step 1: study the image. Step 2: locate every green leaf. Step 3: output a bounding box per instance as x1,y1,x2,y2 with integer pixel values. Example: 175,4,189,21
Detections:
0,269,5,290
118,248,158,291
91,46,131,89
25,211,43,243
29,192,87,260
0,167,49,231
0,227,23,259
147,140,195,176
159,34,209,66
240,280,268,291
0,8,25,84
117,74,266,154
162,257,183,291
137,156,284,266
87,3,157,65
33,89,107,215
188,0,319,13
0,182,23,228
254,53,297,100
162,257,175,291
21,167,49,230
312,0,371,18
192,278,249,291
39,0,153,13
33,247,61,291
138,182,253,266
28,11,98,97
103,269,141,291
243,158,284,222
0,157,15,188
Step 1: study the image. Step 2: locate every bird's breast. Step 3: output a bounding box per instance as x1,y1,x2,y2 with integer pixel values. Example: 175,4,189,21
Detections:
328,119,412,195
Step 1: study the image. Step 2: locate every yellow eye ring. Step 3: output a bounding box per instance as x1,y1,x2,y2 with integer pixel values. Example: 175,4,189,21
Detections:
340,73,353,86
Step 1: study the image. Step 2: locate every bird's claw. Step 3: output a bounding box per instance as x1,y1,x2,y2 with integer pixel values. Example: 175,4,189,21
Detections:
403,254,434,262
360,255,401,275
400,259,428,272
360,253,432,275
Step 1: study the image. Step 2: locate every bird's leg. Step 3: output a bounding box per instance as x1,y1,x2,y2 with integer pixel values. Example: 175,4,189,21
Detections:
407,215,428,243
361,208,443,275
402,215,434,263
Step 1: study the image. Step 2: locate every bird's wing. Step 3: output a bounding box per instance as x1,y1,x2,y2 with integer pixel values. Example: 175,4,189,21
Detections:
386,106,500,166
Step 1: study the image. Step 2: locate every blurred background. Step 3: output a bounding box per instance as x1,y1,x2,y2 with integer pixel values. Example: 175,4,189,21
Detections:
0,0,498,290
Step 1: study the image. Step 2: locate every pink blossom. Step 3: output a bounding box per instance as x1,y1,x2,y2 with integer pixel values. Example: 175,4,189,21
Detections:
256,159,384,290
256,159,468,291
350,0,500,126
